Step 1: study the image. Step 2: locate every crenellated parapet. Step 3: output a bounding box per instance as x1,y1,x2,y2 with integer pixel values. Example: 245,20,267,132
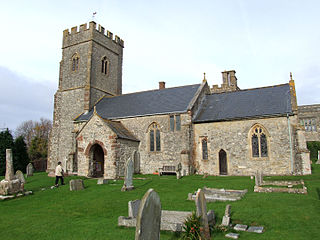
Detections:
62,21,124,49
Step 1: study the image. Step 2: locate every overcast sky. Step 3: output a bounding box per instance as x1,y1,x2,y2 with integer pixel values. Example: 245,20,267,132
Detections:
0,0,319,131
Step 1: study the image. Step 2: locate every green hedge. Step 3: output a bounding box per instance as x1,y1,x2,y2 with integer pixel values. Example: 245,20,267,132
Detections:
307,141,320,162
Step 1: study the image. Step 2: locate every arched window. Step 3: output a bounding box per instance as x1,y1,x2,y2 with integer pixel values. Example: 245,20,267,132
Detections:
72,53,79,72
149,123,161,152
250,125,268,158
101,56,109,75
202,138,208,160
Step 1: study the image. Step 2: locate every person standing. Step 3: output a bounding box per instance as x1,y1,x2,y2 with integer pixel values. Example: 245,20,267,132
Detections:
55,161,64,187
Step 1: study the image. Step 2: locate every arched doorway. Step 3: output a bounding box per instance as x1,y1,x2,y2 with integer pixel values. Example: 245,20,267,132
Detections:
89,144,104,177
219,149,227,175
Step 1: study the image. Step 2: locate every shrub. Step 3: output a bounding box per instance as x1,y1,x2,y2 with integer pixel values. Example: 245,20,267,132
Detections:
307,141,320,162
180,212,202,240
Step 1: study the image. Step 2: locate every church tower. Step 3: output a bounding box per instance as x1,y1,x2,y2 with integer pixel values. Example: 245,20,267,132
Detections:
48,22,124,172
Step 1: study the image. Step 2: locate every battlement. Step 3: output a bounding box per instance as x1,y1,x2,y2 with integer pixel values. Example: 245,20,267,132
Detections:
63,21,124,47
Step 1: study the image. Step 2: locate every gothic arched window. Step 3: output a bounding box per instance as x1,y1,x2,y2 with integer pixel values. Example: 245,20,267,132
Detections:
72,53,79,72
250,125,268,158
101,56,109,75
149,123,161,152
202,138,208,160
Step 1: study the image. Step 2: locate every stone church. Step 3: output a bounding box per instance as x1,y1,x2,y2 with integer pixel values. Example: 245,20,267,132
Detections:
47,21,311,178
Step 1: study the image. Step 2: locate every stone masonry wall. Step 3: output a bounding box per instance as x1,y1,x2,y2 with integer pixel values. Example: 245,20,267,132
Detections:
298,104,320,142
119,113,192,174
194,116,296,176
117,139,139,176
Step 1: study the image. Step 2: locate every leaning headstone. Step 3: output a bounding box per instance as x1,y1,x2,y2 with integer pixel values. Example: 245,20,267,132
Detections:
26,163,34,177
247,226,264,233
5,149,15,181
135,189,161,240
176,163,182,179
69,179,84,191
195,189,210,240
221,204,231,226
129,199,141,218
121,158,134,191
97,178,108,185
15,170,25,184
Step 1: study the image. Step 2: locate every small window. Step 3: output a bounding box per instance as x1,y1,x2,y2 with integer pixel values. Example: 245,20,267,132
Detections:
101,56,109,75
149,123,161,152
72,54,79,72
250,125,268,158
301,118,317,132
169,115,181,131
202,138,208,160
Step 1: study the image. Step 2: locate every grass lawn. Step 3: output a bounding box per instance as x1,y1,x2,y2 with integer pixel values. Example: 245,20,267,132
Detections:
1,164,319,240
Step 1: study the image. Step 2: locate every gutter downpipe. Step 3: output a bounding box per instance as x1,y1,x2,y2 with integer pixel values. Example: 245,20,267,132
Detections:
287,113,294,174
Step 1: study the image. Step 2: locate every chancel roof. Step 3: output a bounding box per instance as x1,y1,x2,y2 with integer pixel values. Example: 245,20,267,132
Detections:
193,84,293,123
76,84,201,121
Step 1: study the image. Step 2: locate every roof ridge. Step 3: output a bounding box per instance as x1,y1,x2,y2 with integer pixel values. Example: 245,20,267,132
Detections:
101,83,200,100
211,83,289,95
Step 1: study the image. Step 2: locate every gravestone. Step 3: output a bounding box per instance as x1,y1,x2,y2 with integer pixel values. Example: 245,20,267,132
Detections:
225,233,239,239
234,224,248,231
15,170,25,184
255,171,263,186
176,163,182,179
0,149,24,195
247,226,264,233
195,188,210,240
5,149,15,181
97,178,108,184
129,199,141,218
221,204,231,226
135,189,161,240
121,158,134,191
26,163,34,177
69,179,84,191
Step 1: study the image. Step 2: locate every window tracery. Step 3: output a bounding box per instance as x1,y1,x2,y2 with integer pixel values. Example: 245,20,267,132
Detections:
250,125,268,158
149,123,161,152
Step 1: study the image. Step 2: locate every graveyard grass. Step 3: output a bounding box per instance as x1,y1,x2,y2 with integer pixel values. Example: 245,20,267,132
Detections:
1,164,320,240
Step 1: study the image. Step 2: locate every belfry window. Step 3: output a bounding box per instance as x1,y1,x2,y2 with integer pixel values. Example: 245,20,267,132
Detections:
202,138,208,160
72,54,79,71
251,125,268,158
101,56,109,75
149,123,161,152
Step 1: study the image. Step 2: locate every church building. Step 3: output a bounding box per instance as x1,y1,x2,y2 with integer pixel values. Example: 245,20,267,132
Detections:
47,22,311,178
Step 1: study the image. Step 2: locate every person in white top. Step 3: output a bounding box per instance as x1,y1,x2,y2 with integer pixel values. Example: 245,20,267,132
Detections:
55,161,64,187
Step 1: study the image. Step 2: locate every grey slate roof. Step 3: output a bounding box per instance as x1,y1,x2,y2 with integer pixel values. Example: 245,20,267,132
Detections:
194,84,293,123
76,84,200,121
105,121,139,142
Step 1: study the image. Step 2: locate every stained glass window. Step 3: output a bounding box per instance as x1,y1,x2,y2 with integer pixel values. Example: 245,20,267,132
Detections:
251,126,268,158
149,123,161,152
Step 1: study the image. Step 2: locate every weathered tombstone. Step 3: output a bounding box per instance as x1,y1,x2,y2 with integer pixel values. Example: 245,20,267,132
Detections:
135,189,161,240
195,188,210,240
255,171,263,186
176,163,182,179
247,226,264,233
221,204,231,226
5,149,15,181
26,163,34,177
69,179,84,191
129,199,141,218
97,178,108,185
234,224,248,231
121,158,134,191
0,149,24,196
225,232,239,239
15,170,25,184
